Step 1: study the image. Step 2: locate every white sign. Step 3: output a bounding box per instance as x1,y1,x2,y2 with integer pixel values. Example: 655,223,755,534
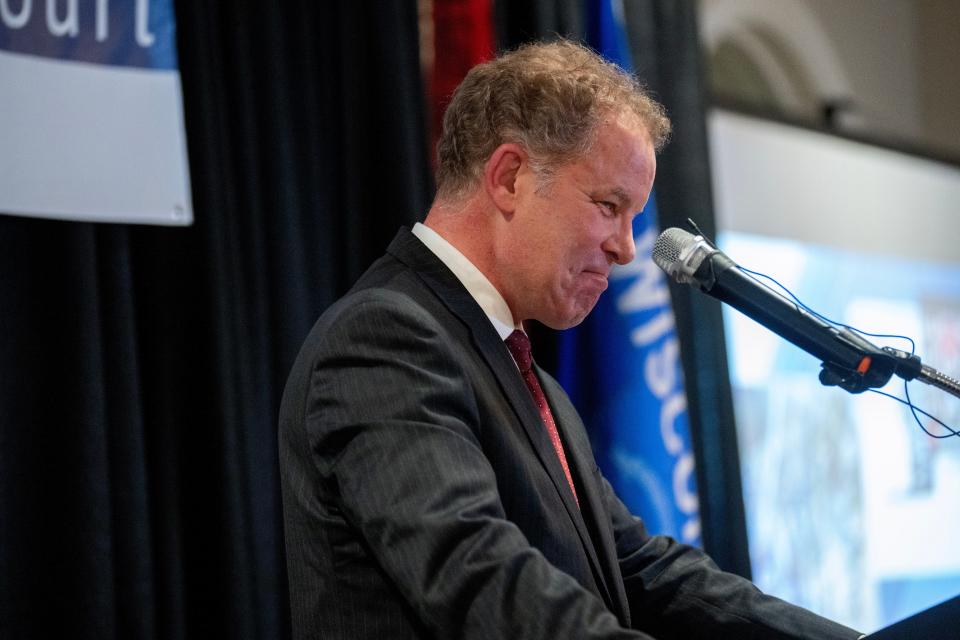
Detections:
0,0,192,225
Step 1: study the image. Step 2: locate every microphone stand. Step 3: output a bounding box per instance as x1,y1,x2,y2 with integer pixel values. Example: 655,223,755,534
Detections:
915,363,960,400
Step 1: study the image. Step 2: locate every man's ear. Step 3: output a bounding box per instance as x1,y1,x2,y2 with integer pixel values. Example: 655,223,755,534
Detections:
483,143,526,213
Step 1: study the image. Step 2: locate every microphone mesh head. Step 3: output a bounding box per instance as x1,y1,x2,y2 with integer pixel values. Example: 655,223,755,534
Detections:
652,227,695,271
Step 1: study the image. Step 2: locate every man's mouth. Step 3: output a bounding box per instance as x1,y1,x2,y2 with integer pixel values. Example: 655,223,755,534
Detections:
580,270,609,288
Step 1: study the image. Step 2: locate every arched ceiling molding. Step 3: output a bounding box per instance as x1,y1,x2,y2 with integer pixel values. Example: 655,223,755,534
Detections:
699,0,854,105
719,27,812,115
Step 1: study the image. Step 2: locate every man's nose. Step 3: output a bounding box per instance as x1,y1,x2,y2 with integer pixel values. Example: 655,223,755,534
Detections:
606,216,636,265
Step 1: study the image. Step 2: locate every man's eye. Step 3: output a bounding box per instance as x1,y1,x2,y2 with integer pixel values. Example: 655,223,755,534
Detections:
596,201,616,216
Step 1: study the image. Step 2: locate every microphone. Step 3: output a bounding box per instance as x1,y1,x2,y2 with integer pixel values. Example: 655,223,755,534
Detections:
651,227,944,395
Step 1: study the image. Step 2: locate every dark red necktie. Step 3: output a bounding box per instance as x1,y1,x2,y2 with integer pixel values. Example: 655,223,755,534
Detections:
505,330,578,505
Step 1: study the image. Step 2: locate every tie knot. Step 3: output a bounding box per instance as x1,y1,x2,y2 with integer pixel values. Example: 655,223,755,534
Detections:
505,329,533,373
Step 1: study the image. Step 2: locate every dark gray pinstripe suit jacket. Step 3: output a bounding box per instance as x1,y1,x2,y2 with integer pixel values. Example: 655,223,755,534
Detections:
278,227,860,640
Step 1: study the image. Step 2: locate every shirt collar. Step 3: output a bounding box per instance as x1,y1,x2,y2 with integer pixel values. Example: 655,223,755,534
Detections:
412,222,518,340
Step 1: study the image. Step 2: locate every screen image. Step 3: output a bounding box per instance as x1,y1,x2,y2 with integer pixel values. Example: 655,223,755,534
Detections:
719,231,960,632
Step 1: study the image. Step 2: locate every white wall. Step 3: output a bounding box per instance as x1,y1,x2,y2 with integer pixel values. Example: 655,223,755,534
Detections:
708,109,960,265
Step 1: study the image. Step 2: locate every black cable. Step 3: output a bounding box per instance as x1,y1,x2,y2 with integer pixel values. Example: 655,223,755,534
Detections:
870,385,960,439
734,266,957,440
738,266,917,354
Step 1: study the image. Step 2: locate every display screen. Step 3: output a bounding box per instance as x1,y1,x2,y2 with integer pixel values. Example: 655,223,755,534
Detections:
708,108,960,632
719,231,960,632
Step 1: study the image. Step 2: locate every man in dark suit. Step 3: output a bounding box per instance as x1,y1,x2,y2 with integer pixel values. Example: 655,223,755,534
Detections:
279,40,862,639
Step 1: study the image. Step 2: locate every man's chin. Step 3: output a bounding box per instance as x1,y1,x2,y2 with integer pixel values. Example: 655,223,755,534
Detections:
543,301,599,330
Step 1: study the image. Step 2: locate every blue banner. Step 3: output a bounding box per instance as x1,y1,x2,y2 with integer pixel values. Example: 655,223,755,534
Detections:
0,0,177,69
557,0,701,545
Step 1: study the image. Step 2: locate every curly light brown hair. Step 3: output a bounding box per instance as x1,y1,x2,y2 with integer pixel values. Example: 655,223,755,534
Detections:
435,39,671,199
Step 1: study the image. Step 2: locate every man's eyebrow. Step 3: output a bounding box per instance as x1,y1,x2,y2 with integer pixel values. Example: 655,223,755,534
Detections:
608,187,630,206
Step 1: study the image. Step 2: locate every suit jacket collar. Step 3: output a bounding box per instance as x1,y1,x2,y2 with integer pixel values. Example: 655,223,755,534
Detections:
385,228,625,621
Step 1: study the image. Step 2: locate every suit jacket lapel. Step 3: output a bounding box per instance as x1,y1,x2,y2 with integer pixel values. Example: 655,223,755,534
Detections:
539,369,631,626
386,228,621,616
387,230,583,517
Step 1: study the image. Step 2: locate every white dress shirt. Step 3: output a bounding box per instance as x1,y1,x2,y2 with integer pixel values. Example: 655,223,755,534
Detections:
412,222,520,340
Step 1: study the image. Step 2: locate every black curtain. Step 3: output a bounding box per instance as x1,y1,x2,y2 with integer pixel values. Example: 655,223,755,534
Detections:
0,1,430,638
495,0,586,48
622,0,750,577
